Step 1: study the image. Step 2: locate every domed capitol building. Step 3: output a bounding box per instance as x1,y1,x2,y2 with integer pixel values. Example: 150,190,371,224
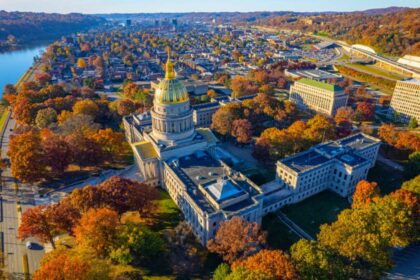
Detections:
123,52,381,245
123,53,266,244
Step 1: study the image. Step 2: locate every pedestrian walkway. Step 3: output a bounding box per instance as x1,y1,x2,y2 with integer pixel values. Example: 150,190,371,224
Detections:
276,211,315,241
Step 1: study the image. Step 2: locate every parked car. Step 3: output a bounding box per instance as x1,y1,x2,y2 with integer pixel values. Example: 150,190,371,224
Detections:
26,241,35,249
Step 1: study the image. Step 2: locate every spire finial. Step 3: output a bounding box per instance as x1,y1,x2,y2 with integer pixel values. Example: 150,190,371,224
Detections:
165,46,175,80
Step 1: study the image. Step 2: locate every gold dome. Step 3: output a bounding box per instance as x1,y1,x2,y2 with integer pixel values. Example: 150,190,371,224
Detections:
154,51,189,104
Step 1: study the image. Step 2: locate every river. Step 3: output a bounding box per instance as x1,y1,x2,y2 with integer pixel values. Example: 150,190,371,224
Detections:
0,46,47,97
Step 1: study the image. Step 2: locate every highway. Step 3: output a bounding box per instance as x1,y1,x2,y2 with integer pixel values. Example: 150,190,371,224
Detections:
0,115,44,279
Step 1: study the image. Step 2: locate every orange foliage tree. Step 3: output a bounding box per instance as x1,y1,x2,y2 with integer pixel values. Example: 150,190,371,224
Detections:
233,249,298,280
207,216,266,264
352,180,381,209
74,208,120,257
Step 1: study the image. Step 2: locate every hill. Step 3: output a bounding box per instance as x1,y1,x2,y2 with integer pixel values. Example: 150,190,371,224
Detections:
257,8,420,56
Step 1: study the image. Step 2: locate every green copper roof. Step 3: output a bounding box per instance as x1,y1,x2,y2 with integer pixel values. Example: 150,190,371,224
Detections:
298,78,343,92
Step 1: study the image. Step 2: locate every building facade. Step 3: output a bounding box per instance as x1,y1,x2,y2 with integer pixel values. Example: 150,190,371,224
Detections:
124,55,381,244
124,54,264,244
274,133,380,204
289,78,348,116
387,79,420,123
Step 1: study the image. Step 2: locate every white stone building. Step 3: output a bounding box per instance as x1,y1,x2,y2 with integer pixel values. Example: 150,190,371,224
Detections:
289,78,348,117
387,79,420,123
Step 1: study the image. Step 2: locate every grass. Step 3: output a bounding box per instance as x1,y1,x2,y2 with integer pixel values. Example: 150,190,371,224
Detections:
262,213,301,251
149,189,182,233
367,162,405,195
338,53,350,61
346,63,405,80
281,191,350,237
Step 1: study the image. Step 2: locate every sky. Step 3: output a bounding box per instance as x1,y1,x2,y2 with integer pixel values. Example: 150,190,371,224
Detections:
1,0,419,14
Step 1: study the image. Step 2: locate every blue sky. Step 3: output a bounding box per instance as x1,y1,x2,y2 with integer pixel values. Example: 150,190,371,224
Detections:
2,0,419,13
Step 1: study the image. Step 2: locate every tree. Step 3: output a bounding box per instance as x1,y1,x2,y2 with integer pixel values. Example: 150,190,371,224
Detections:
116,99,136,116
213,263,231,280
401,175,420,195
290,240,348,280
35,107,57,128
226,267,271,280
317,208,392,279
66,131,104,168
60,113,100,135
305,114,336,143
334,107,354,124
49,202,81,235
252,137,271,161
18,206,57,248
77,58,87,68
33,253,91,280
64,185,103,213
231,119,253,144
352,180,380,209
98,176,159,216
90,129,127,161
74,208,120,257
409,117,418,129
72,99,100,118
355,102,375,122
230,76,257,98
42,134,72,176
376,189,419,247
8,130,48,183
378,124,399,146
211,103,242,136
208,216,266,264
233,249,298,280
111,223,164,265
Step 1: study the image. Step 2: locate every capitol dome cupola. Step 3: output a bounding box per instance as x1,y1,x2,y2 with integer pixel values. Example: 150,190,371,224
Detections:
154,49,189,105
151,49,195,144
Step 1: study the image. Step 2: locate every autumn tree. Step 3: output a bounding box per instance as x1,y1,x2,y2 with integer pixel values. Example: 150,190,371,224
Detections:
18,206,57,248
66,131,104,168
230,76,257,98
352,180,381,209
116,99,136,116
317,207,392,279
233,249,298,280
208,216,266,264
90,129,128,161
8,130,48,183
42,134,72,176
64,185,103,213
74,208,120,257
77,58,87,68
211,103,242,136
231,119,253,144
35,107,57,128
305,114,336,143
72,99,100,118
98,176,159,216
355,102,375,122
401,175,420,195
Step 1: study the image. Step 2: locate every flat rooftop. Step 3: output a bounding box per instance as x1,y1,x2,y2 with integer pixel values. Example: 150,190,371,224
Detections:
287,69,341,80
282,150,330,172
297,78,343,92
167,151,260,214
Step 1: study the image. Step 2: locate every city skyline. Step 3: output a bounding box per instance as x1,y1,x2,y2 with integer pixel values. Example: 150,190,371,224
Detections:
2,0,419,14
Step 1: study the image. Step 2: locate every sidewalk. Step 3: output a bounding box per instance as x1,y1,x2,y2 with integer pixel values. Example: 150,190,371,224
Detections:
276,211,315,241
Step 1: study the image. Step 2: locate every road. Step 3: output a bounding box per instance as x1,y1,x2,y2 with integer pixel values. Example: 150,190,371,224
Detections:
0,116,44,278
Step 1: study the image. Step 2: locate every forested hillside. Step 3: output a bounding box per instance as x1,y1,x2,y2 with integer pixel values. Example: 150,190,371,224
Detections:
0,11,105,50
259,8,420,56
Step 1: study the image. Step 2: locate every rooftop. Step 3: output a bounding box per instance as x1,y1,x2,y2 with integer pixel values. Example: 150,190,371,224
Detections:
134,141,158,160
297,78,343,92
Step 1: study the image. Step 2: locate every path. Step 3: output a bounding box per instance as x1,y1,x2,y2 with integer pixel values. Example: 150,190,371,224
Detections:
376,153,404,172
276,211,315,241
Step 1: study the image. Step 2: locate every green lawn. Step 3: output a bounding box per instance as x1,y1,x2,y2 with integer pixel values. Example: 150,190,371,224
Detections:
262,213,301,251
281,191,350,238
149,189,182,233
367,162,405,194
347,63,405,80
